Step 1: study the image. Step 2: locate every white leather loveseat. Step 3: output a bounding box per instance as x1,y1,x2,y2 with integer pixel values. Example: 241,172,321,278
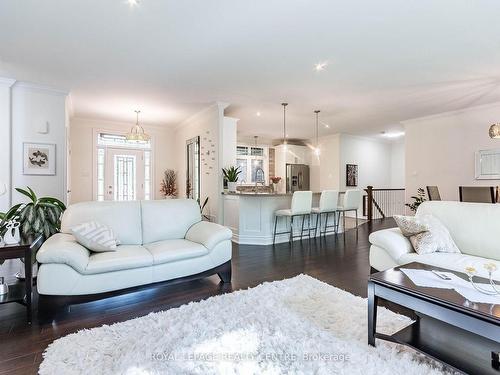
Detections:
36,199,232,312
369,201,500,280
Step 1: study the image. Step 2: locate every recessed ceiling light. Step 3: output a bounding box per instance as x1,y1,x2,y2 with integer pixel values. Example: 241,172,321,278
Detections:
256,111,261,117
314,61,328,71
381,131,405,138
127,0,140,7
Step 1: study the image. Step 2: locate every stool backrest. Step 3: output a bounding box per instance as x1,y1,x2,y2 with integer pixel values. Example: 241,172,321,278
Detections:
342,189,361,210
319,190,339,212
291,191,313,215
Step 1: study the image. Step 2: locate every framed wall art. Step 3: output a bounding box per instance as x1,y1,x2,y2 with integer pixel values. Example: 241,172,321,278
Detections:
346,164,358,187
23,142,56,175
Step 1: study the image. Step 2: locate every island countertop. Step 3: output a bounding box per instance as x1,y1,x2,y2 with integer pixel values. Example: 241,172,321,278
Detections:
222,191,345,245
221,191,322,196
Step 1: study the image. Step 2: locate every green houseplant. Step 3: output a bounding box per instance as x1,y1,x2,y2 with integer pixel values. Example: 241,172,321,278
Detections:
0,187,66,273
222,166,241,193
405,187,427,213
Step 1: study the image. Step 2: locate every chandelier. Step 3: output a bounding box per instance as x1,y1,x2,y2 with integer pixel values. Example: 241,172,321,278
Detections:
126,110,150,142
489,123,500,139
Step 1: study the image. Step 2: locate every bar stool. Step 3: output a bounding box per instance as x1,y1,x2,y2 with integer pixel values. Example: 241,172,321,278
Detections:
311,190,339,236
336,189,361,232
273,191,313,244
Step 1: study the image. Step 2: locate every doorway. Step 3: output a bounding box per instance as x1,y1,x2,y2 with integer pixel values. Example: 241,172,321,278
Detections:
95,132,152,201
105,148,145,201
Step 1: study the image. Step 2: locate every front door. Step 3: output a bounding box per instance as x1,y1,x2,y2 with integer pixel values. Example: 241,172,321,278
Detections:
104,148,145,201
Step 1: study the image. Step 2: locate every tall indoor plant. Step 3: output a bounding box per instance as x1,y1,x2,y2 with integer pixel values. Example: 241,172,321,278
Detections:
222,166,241,193
0,187,66,277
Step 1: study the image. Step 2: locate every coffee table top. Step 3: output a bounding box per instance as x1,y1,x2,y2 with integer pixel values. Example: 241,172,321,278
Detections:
370,262,500,323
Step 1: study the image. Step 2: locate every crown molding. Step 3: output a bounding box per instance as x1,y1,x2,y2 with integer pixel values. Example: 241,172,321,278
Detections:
0,77,16,87
70,116,172,131
401,100,500,125
174,102,221,131
12,81,69,96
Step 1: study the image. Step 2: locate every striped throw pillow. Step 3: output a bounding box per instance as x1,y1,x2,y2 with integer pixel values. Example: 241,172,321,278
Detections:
71,221,119,252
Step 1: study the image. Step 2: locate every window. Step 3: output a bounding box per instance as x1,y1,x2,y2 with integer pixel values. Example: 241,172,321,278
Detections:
236,159,248,184
235,145,268,185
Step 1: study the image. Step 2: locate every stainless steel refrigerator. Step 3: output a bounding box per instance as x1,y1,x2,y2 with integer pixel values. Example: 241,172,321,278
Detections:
286,164,310,193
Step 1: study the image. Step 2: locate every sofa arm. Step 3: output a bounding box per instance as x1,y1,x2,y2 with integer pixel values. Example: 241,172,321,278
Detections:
368,227,414,262
185,221,232,250
36,233,90,273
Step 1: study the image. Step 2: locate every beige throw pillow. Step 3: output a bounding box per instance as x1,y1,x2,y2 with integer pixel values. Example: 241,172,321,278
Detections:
393,215,428,237
393,214,461,255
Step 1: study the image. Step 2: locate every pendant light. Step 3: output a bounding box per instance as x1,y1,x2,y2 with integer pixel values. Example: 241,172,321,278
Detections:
126,110,151,142
281,103,288,150
314,110,320,156
489,123,500,139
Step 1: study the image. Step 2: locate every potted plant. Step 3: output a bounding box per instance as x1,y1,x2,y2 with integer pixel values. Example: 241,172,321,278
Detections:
405,188,427,213
0,187,66,278
160,169,177,198
222,166,241,193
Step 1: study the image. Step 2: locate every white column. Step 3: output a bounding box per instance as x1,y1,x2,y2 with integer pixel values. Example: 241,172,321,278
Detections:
0,77,16,212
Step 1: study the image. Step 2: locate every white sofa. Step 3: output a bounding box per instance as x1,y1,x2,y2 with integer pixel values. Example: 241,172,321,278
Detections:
36,199,232,303
369,201,500,280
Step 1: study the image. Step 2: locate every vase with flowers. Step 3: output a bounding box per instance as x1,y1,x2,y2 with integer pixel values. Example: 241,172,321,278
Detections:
270,176,282,193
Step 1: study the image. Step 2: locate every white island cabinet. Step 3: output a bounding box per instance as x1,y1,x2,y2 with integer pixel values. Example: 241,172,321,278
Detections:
222,192,344,245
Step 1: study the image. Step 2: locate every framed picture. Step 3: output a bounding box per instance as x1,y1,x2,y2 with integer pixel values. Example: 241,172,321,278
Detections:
23,142,56,175
346,164,358,187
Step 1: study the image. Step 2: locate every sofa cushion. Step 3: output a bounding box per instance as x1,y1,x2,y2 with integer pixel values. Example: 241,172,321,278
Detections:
144,239,209,265
398,252,500,281
84,245,153,274
61,201,142,245
417,201,500,261
185,221,232,250
368,228,414,262
36,233,90,273
141,199,201,243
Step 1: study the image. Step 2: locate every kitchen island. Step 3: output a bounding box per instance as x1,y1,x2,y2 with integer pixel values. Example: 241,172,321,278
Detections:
222,191,345,245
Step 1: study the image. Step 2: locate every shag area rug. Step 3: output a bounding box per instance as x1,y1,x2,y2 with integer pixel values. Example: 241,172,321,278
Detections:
39,275,451,374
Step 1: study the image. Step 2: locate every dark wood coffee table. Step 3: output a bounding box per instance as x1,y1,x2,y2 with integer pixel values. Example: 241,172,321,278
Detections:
368,262,500,375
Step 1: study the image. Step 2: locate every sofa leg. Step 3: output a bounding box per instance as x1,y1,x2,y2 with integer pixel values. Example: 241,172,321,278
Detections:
217,261,232,283
38,294,70,322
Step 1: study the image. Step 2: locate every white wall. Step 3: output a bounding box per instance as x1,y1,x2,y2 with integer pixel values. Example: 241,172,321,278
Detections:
222,116,238,168
175,103,227,223
311,134,341,192
404,102,500,201
69,117,176,204
0,78,15,212
10,82,68,205
338,134,393,191
390,140,405,188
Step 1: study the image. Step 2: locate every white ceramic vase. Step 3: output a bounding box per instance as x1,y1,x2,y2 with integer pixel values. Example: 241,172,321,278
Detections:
228,182,237,192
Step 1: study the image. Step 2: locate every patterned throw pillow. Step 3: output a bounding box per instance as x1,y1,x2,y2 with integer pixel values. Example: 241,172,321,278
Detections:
393,215,429,237
71,222,119,252
409,215,461,255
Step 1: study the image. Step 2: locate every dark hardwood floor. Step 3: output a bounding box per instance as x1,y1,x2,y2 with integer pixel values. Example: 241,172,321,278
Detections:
0,218,396,375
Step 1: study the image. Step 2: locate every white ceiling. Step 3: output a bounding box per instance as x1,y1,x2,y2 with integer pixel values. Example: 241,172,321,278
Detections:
2,0,500,140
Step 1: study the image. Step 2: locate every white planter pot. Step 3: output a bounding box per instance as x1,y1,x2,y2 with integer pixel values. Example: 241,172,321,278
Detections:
16,260,38,279
228,182,237,192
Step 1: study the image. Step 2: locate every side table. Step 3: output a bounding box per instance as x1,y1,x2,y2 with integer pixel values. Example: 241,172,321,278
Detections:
0,235,43,323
